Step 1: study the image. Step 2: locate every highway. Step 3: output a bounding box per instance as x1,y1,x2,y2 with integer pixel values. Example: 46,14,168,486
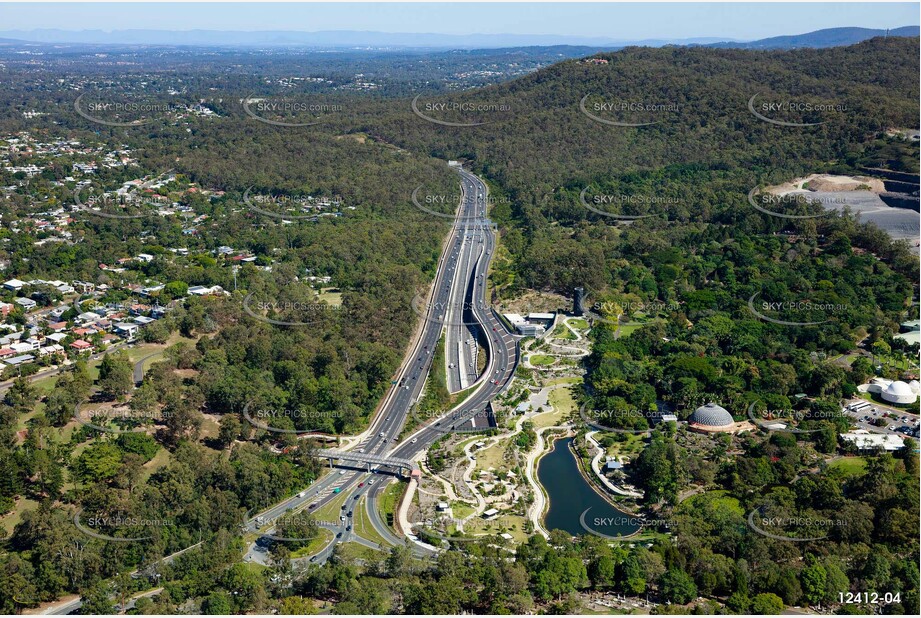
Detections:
272,166,519,561
444,178,488,393
37,166,519,614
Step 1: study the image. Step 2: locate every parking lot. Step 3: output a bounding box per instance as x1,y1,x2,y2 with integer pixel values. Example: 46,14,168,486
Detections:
843,399,920,440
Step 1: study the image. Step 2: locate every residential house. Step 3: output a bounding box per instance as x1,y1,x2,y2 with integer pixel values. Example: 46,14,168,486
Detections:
69,339,93,353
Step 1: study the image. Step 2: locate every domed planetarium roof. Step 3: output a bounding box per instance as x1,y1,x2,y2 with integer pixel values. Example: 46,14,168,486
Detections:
886,381,913,396
690,403,734,428
882,380,918,404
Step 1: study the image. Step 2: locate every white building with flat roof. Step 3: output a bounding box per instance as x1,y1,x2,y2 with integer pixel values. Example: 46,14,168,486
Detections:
841,430,905,452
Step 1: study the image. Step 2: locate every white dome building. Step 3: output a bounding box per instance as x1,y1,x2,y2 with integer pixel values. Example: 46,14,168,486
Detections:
688,403,745,433
882,381,918,405
882,380,918,404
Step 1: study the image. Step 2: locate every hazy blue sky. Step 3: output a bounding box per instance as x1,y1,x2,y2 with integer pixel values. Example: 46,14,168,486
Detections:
0,2,917,40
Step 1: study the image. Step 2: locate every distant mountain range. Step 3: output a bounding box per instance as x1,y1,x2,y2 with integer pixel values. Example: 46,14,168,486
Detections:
0,25,916,50
706,25,920,49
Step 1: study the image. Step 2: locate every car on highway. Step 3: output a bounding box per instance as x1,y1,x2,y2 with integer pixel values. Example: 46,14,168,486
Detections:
310,556,319,562
358,482,364,487
309,502,318,509
333,488,341,494
347,511,353,517
411,437,418,443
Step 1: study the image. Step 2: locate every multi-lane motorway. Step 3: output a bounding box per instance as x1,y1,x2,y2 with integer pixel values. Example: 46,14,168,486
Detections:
250,166,520,563
40,166,517,614
444,179,489,393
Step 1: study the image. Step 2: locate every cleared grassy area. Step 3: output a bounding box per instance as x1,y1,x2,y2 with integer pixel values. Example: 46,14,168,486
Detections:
335,541,385,563
828,456,868,476
462,512,528,544
0,497,39,535
548,376,582,386
531,407,565,429
377,479,407,530
548,383,577,416
473,441,507,474
599,432,647,459
529,354,556,366
567,318,589,330
616,323,643,338
551,326,577,340
290,527,334,559
451,502,476,519
317,288,342,307
352,496,389,548
140,448,171,483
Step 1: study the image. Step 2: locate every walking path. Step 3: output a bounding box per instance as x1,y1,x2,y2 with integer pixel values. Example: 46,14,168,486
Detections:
585,431,644,498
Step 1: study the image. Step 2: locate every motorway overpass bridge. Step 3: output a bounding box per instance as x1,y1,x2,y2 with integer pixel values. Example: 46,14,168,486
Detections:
317,449,420,477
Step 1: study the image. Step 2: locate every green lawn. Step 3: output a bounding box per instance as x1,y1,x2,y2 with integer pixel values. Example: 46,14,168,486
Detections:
317,288,343,307
0,497,39,536
451,502,476,519
828,457,867,476
140,448,171,483
548,384,578,417
352,496,389,548
567,318,589,330
335,541,386,563
552,326,577,340
290,527,334,558
377,479,407,531
530,354,556,366
616,323,643,338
